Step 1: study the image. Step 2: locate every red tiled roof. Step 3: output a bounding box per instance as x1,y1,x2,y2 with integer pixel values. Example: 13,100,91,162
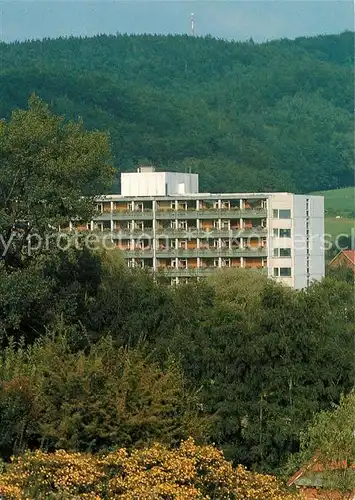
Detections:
343,250,355,265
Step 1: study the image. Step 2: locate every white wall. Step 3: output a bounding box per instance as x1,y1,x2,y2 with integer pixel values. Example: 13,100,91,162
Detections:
267,193,324,289
293,196,308,289
308,196,325,282
165,172,199,195
293,195,324,289
121,172,199,196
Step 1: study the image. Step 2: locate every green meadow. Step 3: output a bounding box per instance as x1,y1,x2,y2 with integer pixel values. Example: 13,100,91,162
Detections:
312,187,354,216
311,187,354,240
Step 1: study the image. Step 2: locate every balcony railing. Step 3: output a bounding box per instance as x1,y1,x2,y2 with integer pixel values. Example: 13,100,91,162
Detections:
90,227,267,240
155,247,267,258
95,207,267,221
156,266,268,277
156,267,216,277
155,227,267,238
120,249,154,258
95,210,154,220
111,228,154,237
155,208,267,219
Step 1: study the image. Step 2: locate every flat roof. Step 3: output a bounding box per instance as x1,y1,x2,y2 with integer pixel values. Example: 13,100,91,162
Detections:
95,192,323,200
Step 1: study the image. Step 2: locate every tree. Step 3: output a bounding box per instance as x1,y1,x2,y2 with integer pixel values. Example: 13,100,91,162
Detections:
0,245,103,346
0,94,114,270
155,270,355,473
0,331,208,459
287,392,355,497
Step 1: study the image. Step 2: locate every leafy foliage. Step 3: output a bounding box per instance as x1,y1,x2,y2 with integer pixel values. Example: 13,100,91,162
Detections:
286,393,355,495
153,271,355,472
0,438,299,499
0,333,206,460
0,95,113,270
0,32,353,193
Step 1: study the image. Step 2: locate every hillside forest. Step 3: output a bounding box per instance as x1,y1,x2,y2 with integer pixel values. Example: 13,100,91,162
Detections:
0,31,354,194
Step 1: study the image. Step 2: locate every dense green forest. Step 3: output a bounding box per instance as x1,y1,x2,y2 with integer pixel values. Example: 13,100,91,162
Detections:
0,31,354,193
1,98,354,481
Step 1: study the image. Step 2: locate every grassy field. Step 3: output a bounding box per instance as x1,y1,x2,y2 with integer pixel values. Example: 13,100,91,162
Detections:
312,187,354,216
310,187,354,240
324,216,354,240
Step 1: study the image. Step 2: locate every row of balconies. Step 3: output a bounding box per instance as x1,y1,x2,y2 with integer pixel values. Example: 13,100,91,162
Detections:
155,266,268,277
119,248,267,258
95,207,267,220
97,227,268,237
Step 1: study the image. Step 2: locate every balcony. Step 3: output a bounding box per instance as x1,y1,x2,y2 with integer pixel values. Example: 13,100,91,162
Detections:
156,266,268,278
95,210,154,220
93,212,112,221
197,208,266,218
155,227,267,238
121,249,154,258
112,209,153,220
94,207,267,222
156,209,198,220
155,208,267,219
155,247,267,258
111,228,154,238
156,267,216,277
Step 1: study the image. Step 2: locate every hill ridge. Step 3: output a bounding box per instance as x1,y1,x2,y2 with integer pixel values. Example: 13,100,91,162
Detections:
1,31,354,193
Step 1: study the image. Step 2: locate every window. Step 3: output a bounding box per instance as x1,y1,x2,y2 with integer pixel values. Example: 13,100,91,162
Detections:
279,229,291,238
280,248,291,257
280,267,292,277
274,267,292,277
279,209,291,219
221,220,230,229
179,240,187,249
273,209,291,219
274,228,291,238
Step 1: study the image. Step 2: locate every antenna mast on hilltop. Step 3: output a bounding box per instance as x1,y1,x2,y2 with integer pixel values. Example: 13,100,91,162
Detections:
190,13,195,36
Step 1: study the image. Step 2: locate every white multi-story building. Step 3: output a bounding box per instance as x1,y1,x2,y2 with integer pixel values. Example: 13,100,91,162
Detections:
75,167,324,288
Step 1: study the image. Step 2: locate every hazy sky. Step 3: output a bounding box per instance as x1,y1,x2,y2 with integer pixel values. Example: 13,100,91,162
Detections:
0,1,353,44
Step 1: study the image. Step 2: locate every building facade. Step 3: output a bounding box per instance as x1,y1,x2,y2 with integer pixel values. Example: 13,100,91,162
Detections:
73,168,325,288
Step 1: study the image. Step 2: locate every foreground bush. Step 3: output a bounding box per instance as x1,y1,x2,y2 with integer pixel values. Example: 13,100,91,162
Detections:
0,438,298,499
0,334,207,459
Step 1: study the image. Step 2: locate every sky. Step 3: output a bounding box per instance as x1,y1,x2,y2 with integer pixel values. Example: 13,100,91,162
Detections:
0,0,353,44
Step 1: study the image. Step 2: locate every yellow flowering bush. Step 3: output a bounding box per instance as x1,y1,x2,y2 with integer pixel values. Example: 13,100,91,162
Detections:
0,438,299,499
